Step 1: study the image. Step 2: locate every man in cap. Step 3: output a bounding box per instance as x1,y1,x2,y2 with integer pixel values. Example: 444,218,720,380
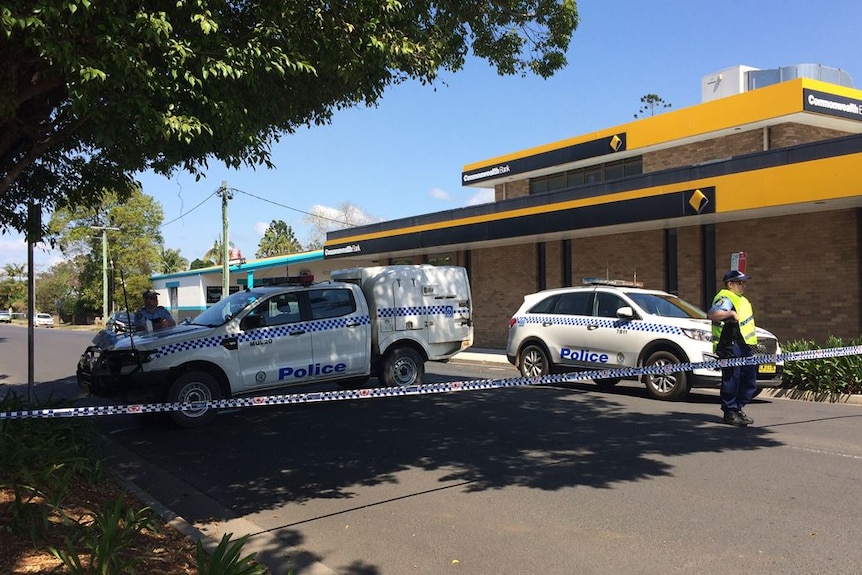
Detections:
708,269,758,426
134,289,176,332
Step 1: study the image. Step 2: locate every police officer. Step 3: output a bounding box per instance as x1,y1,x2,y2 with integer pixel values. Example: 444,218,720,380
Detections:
708,270,757,426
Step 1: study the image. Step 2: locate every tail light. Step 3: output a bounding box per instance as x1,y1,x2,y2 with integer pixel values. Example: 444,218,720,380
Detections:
508,317,517,329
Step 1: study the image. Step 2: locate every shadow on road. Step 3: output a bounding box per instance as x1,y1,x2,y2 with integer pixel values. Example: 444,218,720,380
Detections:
5,371,790,574
100,380,781,516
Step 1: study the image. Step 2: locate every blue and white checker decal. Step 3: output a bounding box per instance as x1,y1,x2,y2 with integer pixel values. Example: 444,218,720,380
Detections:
3,345,861,420
516,314,683,335
377,306,468,319
152,334,229,360
150,316,373,360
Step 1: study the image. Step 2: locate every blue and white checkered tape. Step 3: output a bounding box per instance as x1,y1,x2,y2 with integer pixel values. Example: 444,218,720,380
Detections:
2,345,861,420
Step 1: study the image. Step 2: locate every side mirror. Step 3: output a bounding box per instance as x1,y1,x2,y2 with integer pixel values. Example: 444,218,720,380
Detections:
241,314,266,330
616,306,635,319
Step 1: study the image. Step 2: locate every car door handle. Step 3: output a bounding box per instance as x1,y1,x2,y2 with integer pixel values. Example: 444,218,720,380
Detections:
587,324,599,330
345,321,361,328
542,321,553,327
289,330,306,336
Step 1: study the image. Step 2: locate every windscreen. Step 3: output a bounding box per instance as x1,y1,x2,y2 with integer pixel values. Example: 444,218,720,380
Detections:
190,289,264,327
626,292,706,319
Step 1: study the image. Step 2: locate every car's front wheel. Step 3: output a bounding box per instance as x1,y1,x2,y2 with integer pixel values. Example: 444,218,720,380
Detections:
642,350,689,400
519,344,551,378
167,370,222,427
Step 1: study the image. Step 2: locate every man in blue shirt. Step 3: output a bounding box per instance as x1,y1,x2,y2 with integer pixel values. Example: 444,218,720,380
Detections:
135,289,176,332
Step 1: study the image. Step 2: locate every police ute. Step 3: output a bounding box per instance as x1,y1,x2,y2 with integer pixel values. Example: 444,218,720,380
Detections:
77,265,473,427
506,280,782,401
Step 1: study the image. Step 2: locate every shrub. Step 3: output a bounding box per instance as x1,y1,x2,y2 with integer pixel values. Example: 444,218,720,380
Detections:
781,336,862,396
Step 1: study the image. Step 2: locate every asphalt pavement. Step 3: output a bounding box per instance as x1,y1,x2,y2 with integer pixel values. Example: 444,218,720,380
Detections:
4,327,862,574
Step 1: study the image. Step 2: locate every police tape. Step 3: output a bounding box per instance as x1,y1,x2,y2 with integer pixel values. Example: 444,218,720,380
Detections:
3,345,861,420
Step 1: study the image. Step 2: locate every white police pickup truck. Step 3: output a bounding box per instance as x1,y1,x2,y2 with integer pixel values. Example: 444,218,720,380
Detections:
77,265,473,427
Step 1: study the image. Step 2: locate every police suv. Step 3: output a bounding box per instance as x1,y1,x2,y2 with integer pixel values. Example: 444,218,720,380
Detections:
77,265,473,427
506,281,782,400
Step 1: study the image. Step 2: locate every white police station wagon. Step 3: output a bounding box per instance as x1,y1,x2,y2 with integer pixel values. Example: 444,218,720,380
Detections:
506,281,782,400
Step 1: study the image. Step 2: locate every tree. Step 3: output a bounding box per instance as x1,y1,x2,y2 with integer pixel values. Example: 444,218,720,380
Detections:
47,186,165,316
302,202,377,250
1,1,579,236
189,258,211,270
202,238,235,266
634,94,672,118
34,259,79,320
256,220,303,258
0,263,27,311
160,248,189,274
3,263,26,283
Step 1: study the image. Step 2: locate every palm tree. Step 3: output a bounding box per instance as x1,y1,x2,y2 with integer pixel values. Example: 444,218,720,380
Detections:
202,238,235,265
256,220,303,258
160,248,189,274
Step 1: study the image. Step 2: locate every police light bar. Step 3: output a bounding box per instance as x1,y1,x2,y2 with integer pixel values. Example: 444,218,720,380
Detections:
581,277,644,287
269,274,314,286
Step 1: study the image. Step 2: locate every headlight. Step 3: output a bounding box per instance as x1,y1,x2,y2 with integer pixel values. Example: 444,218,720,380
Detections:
681,328,712,342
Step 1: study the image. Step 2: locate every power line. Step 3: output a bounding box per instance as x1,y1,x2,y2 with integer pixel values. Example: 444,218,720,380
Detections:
161,190,218,227
230,187,351,226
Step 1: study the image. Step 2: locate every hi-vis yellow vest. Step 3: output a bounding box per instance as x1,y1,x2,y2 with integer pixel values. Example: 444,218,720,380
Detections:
711,289,757,351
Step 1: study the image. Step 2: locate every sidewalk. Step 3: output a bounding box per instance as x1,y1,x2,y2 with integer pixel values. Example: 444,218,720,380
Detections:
450,348,510,365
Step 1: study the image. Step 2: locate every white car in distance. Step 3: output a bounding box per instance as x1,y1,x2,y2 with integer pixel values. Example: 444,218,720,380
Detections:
33,313,55,328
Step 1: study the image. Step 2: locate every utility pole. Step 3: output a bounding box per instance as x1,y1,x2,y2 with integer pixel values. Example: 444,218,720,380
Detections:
217,181,233,299
27,201,40,405
91,225,120,322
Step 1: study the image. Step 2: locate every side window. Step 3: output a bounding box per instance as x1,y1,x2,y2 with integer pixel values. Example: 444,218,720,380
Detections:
527,295,558,314
309,289,356,320
595,292,626,318
553,292,593,316
268,293,302,326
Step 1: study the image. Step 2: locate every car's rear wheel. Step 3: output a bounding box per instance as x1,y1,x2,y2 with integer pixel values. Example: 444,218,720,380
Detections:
642,351,689,400
380,347,424,387
168,370,222,427
519,344,551,378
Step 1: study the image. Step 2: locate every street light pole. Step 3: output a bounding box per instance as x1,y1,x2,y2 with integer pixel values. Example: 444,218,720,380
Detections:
91,226,120,322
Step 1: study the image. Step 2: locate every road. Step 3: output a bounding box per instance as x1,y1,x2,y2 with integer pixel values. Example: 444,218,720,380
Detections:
2,324,862,574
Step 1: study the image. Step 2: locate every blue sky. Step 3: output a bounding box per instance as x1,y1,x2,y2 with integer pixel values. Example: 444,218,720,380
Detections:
3,0,862,270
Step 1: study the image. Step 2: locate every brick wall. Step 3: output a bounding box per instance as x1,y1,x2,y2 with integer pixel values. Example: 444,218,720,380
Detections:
768,124,850,148
571,230,666,289
645,130,764,172
470,243,537,348
713,209,860,343
495,179,530,201
466,210,860,349
677,225,704,307
644,124,852,173
545,240,563,288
